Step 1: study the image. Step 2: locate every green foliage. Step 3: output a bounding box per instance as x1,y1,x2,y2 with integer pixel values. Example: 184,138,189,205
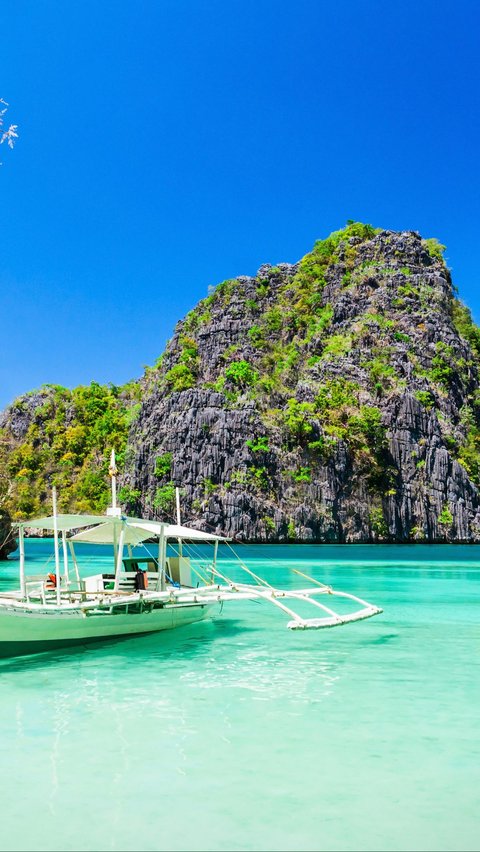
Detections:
3,382,139,518
397,281,419,299
248,466,269,490
283,399,316,444
202,477,217,496
125,403,142,426
305,304,334,341
307,438,325,452
430,342,455,388
264,307,283,332
361,312,394,331
438,504,453,527
246,436,270,453
155,452,172,478
178,336,199,365
230,465,269,492
456,426,480,486
224,360,258,387
255,283,269,298
164,335,200,392
321,333,352,359
347,407,386,452
197,309,211,326
271,343,300,382
118,486,141,506
451,299,480,359
248,325,266,348
293,466,311,483
414,390,435,409
153,482,176,514
286,224,378,329
423,238,446,261
263,516,276,533
369,506,389,539
364,355,396,394
315,379,358,414
287,519,296,540
165,363,196,392
215,279,236,301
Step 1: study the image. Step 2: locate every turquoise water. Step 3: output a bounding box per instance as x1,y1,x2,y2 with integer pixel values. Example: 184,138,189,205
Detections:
0,541,479,852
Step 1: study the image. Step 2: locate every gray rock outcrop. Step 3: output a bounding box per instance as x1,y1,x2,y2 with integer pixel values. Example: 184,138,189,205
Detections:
121,227,480,542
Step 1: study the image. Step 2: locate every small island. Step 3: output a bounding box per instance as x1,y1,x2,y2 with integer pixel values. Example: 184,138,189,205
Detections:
2,223,480,545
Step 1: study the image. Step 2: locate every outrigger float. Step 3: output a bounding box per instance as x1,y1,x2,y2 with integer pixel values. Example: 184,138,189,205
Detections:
0,454,382,657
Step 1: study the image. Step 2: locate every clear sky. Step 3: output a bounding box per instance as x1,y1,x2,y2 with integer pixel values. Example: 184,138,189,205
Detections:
1,0,479,408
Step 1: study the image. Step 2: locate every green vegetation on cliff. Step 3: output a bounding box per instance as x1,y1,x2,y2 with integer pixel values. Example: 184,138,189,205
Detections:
2,222,480,543
0,381,140,518
129,222,480,541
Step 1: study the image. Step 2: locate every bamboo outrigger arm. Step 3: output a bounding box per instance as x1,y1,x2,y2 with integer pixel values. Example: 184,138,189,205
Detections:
206,577,383,630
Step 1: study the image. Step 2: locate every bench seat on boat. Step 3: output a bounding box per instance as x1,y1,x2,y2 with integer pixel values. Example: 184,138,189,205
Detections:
111,571,161,592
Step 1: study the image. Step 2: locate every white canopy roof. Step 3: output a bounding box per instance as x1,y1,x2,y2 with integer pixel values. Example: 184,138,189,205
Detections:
21,513,226,544
24,514,111,532
70,521,151,546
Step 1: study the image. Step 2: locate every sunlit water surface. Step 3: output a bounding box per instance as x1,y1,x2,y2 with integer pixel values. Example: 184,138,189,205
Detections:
0,541,479,851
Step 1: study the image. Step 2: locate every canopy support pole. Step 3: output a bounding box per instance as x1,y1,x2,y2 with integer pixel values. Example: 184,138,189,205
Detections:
113,524,126,592
156,525,166,591
52,487,61,605
175,487,183,558
212,540,218,585
61,531,70,585
19,524,26,600
68,540,81,586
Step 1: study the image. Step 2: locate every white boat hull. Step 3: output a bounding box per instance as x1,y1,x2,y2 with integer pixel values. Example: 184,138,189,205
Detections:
0,599,220,657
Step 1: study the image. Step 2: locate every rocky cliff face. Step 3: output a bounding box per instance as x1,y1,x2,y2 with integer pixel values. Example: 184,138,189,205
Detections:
122,225,480,542
2,223,480,543
0,509,15,559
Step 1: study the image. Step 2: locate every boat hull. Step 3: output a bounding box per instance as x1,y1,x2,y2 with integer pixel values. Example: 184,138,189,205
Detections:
0,601,219,658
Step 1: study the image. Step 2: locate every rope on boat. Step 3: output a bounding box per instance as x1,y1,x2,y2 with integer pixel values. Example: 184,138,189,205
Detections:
291,568,332,592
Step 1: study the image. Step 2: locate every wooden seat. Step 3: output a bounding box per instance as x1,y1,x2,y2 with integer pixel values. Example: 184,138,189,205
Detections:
116,571,160,591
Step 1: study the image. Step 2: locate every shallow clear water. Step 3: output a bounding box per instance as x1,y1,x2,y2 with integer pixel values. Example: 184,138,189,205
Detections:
0,541,479,852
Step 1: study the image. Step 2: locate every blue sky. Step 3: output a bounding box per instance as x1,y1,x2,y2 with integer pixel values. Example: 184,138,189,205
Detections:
1,0,479,407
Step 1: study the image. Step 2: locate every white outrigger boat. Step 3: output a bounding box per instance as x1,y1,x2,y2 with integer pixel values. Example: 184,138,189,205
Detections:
0,456,382,657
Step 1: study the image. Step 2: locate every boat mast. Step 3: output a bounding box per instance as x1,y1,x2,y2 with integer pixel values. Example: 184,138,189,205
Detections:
109,449,118,512
108,449,121,571
52,487,61,605
175,486,183,559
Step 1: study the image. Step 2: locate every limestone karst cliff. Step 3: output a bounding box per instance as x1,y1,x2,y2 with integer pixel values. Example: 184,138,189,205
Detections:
2,223,480,542
0,509,15,558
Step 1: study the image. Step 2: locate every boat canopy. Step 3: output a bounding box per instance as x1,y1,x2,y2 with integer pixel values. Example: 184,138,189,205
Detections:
134,521,226,542
20,513,225,544
71,521,153,546
23,514,111,532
